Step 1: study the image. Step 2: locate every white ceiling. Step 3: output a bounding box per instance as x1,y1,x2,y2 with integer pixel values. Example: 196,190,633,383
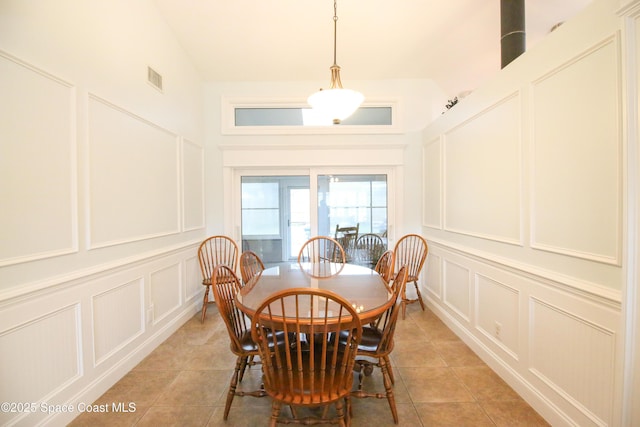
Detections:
153,0,593,97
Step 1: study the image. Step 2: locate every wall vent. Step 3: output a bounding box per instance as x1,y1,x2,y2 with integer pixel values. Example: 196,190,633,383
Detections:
147,66,163,92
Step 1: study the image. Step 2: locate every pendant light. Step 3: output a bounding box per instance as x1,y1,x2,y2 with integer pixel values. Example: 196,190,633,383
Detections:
307,0,364,125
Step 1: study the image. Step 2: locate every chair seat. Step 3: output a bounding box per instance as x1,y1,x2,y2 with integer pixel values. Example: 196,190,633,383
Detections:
357,326,383,353
238,331,259,352
236,330,291,354
337,326,382,353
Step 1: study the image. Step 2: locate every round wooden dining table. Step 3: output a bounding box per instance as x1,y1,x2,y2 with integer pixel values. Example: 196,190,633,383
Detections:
235,262,394,325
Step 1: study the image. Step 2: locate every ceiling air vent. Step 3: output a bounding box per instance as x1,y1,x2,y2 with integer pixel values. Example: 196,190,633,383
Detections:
147,66,163,92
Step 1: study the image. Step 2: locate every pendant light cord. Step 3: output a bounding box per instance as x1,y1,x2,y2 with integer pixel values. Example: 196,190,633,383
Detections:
333,0,338,67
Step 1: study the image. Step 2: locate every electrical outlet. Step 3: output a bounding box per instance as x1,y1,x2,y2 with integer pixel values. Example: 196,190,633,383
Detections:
494,321,502,340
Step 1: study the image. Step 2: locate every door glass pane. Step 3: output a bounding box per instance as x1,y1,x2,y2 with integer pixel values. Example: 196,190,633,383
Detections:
241,182,279,235
317,174,387,237
241,176,309,264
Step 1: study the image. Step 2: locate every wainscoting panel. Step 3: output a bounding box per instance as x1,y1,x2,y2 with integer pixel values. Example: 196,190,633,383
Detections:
0,50,77,266
185,255,202,302
424,241,622,426
443,259,471,322
531,35,621,265
475,273,520,360
424,252,442,298
92,278,144,365
443,93,521,244
182,138,205,231
529,297,616,426
423,137,442,229
0,304,80,426
88,95,180,248
150,262,182,324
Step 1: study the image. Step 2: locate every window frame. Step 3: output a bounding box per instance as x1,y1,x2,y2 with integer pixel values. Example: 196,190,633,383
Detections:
221,97,402,135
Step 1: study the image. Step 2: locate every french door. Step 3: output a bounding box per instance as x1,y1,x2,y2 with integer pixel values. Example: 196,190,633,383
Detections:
237,169,391,265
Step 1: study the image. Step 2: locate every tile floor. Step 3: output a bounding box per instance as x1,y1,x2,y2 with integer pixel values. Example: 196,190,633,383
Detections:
69,303,549,427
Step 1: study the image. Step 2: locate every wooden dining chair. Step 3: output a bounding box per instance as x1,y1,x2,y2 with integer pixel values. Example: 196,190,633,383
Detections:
211,265,268,420
335,223,359,262
356,233,386,269
251,288,362,427
197,235,239,323
392,234,428,319
350,266,408,424
239,250,265,286
374,250,395,285
298,236,346,277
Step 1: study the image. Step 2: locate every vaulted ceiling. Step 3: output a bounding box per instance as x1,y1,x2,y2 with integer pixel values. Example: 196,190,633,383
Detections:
153,0,592,97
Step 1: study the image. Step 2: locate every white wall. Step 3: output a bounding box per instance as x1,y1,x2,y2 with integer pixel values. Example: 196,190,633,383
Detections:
0,1,205,425
203,79,447,242
422,0,635,425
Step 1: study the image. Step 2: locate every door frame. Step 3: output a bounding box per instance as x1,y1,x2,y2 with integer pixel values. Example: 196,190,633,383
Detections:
230,166,398,257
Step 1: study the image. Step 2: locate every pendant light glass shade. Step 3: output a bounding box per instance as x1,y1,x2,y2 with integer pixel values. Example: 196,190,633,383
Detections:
308,88,364,125
308,1,363,125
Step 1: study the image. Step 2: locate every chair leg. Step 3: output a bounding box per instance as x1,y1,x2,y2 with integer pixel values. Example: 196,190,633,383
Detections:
400,280,425,320
238,356,249,382
200,286,210,323
379,358,398,424
414,281,426,311
345,396,353,427
224,356,243,420
335,398,347,427
269,400,281,427
384,355,395,385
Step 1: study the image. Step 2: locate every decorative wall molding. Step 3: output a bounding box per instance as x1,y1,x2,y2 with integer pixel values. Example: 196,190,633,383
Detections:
0,303,81,426
181,138,206,232
422,137,443,229
424,241,621,426
0,240,200,305
149,262,182,325
0,246,200,426
475,273,520,361
442,91,523,246
427,239,622,308
92,278,144,365
443,259,472,322
0,49,78,267
87,94,181,249
529,296,616,426
530,34,622,266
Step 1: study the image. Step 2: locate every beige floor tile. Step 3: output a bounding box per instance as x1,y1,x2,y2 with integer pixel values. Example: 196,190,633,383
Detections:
94,369,181,407
67,309,550,426
432,340,485,367
133,341,195,371
453,366,521,401
67,405,148,426
481,400,551,426
352,362,412,404
182,343,237,370
207,405,273,427
414,402,495,427
136,405,215,427
398,367,475,403
154,370,229,406
390,340,447,368
350,400,424,426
